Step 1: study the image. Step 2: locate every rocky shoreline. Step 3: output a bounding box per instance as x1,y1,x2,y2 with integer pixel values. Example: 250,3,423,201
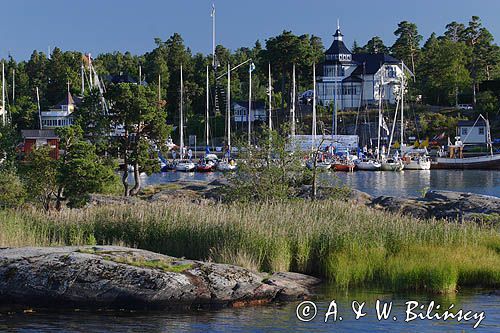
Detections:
90,180,500,223
0,246,320,310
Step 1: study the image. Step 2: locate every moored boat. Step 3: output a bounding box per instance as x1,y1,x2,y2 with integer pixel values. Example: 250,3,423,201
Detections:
403,155,431,170
380,158,404,171
175,160,196,172
306,160,331,170
196,160,216,172
217,159,237,171
432,154,500,170
331,161,355,172
355,159,381,171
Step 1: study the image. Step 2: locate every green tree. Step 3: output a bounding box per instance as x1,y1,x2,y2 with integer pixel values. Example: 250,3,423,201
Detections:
476,91,499,117
106,83,170,196
0,169,26,208
364,36,389,54
21,146,58,211
391,21,422,75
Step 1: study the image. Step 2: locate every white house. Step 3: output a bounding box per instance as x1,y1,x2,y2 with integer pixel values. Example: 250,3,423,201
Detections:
41,92,78,129
232,101,267,123
457,119,488,144
317,26,412,109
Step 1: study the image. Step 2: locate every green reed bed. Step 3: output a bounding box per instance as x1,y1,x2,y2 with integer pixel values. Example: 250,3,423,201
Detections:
1,200,499,293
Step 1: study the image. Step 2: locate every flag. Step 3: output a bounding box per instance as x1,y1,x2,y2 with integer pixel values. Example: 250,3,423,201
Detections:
249,62,256,73
210,4,215,17
379,116,389,135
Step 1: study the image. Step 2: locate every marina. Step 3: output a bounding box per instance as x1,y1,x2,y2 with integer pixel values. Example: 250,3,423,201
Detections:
141,169,500,198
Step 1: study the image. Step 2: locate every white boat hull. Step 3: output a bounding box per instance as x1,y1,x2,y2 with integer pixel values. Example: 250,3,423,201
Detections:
217,162,237,171
175,162,196,172
404,159,431,170
432,154,500,170
355,161,381,171
381,161,404,171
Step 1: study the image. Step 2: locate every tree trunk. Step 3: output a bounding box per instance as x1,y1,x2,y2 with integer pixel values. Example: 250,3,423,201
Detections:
122,168,129,197
55,186,64,211
130,162,141,196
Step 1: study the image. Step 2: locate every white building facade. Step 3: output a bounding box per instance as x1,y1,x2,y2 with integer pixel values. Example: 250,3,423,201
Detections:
317,28,410,109
41,92,76,129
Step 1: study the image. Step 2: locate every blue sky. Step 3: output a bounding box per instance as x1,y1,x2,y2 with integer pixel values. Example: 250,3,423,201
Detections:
1,0,499,60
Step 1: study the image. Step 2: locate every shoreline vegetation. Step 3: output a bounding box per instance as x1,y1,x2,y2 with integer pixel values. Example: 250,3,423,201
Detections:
1,194,499,294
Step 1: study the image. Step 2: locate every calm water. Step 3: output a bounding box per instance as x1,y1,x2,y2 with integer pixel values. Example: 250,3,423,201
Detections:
1,289,498,332
141,170,500,198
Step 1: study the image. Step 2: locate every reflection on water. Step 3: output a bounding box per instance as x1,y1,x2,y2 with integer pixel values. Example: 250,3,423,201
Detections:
141,170,500,198
1,289,498,332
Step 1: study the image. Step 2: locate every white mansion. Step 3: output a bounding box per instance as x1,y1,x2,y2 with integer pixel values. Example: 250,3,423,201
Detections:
317,27,411,109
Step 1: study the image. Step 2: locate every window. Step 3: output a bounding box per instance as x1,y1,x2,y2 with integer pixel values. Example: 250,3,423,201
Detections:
462,128,468,136
479,127,485,135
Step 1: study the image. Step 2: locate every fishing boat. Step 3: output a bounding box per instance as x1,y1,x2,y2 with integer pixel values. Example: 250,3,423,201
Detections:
381,158,404,171
432,115,500,170
175,160,196,172
355,159,381,171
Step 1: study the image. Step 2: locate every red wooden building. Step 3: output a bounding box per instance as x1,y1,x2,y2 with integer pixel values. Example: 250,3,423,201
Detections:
21,129,60,159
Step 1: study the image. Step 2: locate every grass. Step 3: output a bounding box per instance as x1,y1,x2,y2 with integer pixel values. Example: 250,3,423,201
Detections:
76,246,193,273
0,200,499,293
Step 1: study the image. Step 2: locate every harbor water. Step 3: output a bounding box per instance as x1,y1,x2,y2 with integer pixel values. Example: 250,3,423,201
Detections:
141,169,500,198
2,288,498,332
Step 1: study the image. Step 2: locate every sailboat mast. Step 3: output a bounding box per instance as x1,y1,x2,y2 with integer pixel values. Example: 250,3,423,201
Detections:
36,87,42,129
211,4,216,68
268,63,272,132
180,64,184,158
377,77,382,160
206,65,210,147
291,63,296,137
227,63,231,150
12,69,15,105
312,63,317,149
248,63,252,145
400,62,404,152
1,62,4,125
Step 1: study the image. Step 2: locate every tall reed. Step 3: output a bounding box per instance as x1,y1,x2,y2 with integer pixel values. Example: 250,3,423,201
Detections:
1,199,499,293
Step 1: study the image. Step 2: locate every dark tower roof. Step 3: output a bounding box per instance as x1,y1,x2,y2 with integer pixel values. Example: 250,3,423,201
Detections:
325,28,351,55
54,91,75,108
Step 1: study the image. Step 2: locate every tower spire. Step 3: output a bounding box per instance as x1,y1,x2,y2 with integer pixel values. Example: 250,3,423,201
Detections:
337,18,340,31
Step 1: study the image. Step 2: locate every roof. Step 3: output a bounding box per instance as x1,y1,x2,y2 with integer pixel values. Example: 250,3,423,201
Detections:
351,53,401,75
54,92,75,108
457,119,487,127
342,75,363,83
21,129,58,139
325,39,351,55
105,73,138,85
232,101,266,110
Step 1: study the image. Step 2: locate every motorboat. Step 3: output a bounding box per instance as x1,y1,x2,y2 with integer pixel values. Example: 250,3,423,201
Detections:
380,158,404,171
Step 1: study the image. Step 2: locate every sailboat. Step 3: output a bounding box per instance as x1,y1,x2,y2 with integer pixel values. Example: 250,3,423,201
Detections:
398,65,431,170
306,63,331,171
217,63,237,172
377,75,404,171
197,65,217,172
175,64,196,172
